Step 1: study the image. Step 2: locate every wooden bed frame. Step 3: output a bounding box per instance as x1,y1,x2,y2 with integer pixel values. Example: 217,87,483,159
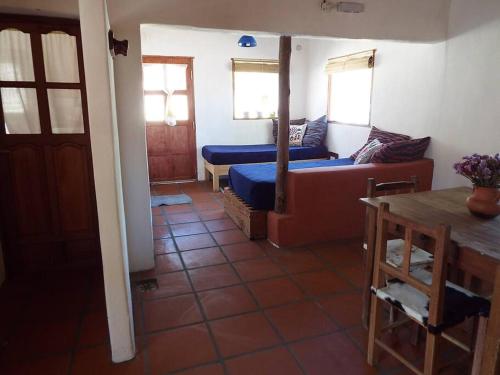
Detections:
204,152,338,192
223,188,268,240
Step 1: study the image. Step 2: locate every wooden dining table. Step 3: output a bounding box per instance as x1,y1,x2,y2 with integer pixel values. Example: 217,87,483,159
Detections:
360,187,500,375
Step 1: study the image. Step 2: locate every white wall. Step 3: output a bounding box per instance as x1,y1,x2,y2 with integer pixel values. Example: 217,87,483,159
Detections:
306,38,446,166
141,25,310,179
305,0,500,189
436,0,500,188
79,0,136,362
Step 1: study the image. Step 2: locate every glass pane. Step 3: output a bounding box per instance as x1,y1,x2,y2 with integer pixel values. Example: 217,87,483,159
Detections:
47,89,84,133
42,32,79,83
144,94,165,122
143,64,164,90
142,63,187,92
1,88,41,134
329,69,372,125
0,29,35,81
234,72,278,119
169,95,188,121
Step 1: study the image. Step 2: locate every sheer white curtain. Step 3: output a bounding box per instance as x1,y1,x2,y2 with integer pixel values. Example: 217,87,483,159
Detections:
42,32,83,133
42,32,79,83
0,29,40,134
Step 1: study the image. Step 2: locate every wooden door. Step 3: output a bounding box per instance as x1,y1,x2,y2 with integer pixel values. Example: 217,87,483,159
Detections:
0,15,100,275
142,56,197,182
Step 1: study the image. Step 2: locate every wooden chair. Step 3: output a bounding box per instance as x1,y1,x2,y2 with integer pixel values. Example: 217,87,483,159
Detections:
365,176,432,270
367,203,490,375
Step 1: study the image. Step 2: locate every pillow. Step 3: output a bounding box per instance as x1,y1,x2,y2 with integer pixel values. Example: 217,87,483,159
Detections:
272,118,306,144
370,137,431,163
302,115,328,147
289,124,308,146
351,126,411,160
354,139,383,164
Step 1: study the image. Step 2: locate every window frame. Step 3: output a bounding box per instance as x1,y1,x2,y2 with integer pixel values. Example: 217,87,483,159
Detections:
231,58,279,121
326,49,375,128
0,14,89,138
141,55,194,126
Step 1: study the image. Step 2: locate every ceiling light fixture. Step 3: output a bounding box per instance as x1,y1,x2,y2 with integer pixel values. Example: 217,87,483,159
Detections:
238,35,257,47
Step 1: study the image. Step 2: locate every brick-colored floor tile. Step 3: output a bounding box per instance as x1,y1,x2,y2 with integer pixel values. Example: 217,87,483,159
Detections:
189,264,240,291
291,332,376,375
233,258,284,282
225,347,302,375
272,250,325,274
198,285,257,319
171,222,208,236
222,242,266,262
181,247,227,269
168,212,201,224
209,312,280,357
266,301,337,341
247,277,304,308
143,294,203,332
205,218,237,232
176,234,217,251
71,345,144,375
212,229,248,246
147,324,216,374
175,363,225,375
142,271,192,300
199,209,227,221
319,291,363,328
154,238,177,254
155,253,184,273
153,225,170,239
78,310,108,348
292,270,352,296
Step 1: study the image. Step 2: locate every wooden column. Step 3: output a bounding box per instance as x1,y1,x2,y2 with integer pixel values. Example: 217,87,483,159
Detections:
274,35,292,214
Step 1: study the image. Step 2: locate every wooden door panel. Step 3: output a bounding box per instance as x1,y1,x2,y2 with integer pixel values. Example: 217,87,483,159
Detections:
52,144,93,234
143,56,197,182
148,156,173,181
146,126,168,155
9,145,52,237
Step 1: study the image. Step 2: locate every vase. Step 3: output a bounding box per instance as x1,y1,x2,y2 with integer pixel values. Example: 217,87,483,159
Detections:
466,186,500,218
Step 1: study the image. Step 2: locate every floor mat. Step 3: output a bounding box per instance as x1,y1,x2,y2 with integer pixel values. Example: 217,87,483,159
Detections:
151,194,192,207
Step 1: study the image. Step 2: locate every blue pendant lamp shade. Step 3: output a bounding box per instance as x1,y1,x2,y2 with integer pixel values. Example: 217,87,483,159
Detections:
238,35,257,47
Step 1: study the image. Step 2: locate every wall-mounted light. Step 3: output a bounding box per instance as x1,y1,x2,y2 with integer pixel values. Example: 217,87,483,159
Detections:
108,30,129,57
238,35,257,47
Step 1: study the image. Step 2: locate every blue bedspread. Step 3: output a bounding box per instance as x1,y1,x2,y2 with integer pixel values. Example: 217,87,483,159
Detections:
229,158,354,210
202,144,328,165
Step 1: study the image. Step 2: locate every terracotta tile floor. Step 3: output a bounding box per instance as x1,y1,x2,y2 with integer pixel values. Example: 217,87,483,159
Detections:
0,181,468,374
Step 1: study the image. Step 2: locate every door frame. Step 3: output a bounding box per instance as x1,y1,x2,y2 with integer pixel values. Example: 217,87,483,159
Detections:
142,55,197,182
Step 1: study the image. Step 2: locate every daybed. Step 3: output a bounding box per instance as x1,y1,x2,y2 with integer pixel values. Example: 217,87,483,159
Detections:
202,144,331,192
224,158,434,245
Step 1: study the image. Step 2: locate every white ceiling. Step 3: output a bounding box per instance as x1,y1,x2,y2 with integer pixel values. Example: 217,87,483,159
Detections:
0,0,453,41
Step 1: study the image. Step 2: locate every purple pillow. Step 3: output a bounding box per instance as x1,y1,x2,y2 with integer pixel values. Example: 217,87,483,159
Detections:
351,126,411,160
272,118,306,144
370,137,431,163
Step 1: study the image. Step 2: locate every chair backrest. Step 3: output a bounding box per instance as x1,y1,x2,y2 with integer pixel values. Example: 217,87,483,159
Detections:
367,176,419,198
372,202,451,329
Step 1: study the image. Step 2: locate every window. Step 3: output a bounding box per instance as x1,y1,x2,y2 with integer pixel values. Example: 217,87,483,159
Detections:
142,56,193,125
326,50,375,126
232,58,278,120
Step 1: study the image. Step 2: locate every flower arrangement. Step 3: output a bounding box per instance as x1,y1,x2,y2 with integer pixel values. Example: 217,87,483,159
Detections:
453,154,500,188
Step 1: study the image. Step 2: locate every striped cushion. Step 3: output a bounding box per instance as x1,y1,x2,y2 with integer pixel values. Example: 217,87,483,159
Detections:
272,118,306,144
351,126,411,160
370,137,431,163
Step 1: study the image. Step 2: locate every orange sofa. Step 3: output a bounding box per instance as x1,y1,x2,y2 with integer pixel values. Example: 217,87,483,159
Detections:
267,159,434,247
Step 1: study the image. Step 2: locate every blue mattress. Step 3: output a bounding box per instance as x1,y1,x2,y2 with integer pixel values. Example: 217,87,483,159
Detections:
229,158,354,210
202,144,328,165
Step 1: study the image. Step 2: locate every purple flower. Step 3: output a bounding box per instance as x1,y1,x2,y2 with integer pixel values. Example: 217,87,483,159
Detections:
454,153,500,187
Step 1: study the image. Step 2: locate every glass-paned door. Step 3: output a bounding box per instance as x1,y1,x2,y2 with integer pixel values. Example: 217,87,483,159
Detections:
142,56,197,182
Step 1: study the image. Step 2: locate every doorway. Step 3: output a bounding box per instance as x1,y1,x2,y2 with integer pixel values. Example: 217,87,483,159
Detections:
0,15,100,275
142,56,197,182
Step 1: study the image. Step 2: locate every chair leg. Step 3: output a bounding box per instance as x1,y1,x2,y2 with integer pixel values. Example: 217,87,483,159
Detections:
212,173,220,192
471,316,488,375
367,295,384,366
424,332,440,375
